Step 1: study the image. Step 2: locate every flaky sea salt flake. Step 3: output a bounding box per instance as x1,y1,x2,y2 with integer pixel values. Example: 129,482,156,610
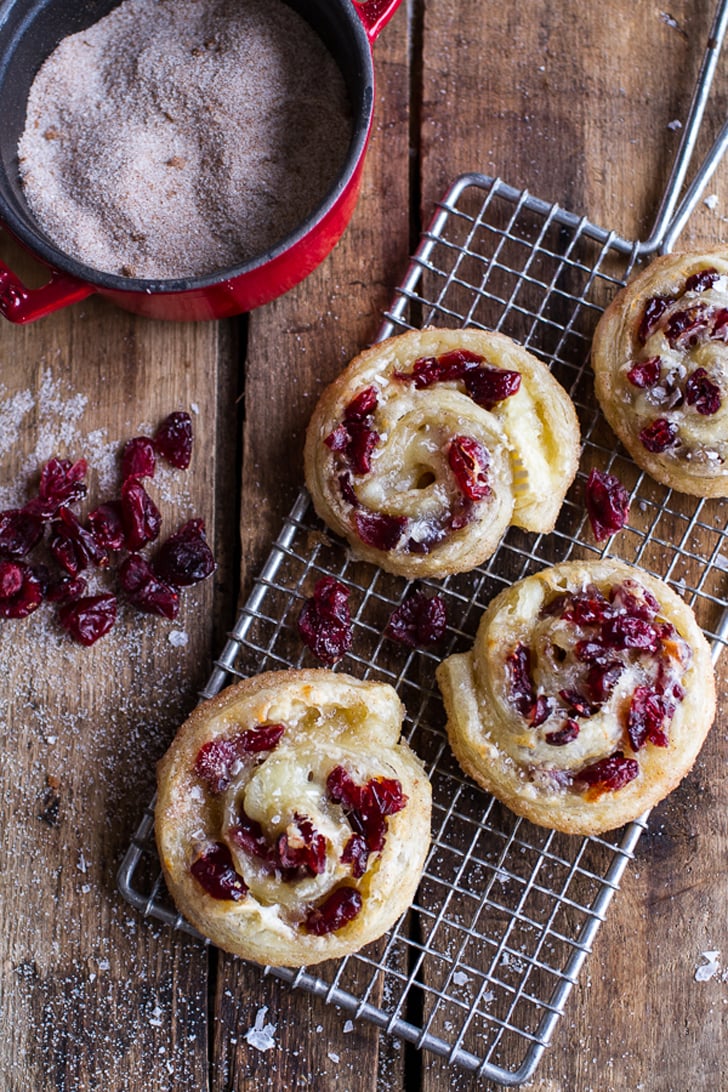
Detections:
695,950,721,982
244,1005,277,1052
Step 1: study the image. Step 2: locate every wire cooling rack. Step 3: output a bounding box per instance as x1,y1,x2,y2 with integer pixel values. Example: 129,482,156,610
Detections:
118,173,728,1086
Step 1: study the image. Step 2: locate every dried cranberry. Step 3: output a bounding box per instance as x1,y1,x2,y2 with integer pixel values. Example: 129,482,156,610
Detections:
664,304,711,348
711,307,728,340
585,468,630,542
0,508,44,559
685,268,719,293
121,478,162,551
346,420,379,475
609,580,660,620
228,807,278,867
86,501,126,552
154,518,216,587
506,643,536,719
638,295,672,344
120,436,156,482
385,589,447,647
344,386,378,421
305,886,362,935
24,457,87,519
190,843,247,901
627,686,669,751
574,639,607,664
639,417,679,453
685,367,721,416
325,425,349,453
338,471,359,508
194,724,285,792
559,588,610,626
575,751,639,792
586,660,624,703
341,833,369,878
327,765,362,809
448,435,491,500
464,365,521,409
154,411,193,470
57,593,117,645
601,614,658,652
327,767,406,855
545,719,580,746
395,349,481,388
559,689,594,717
45,576,87,604
353,509,407,551
277,814,327,876
531,694,553,728
0,560,42,618
49,506,108,577
119,554,179,619
298,575,352,665
627,356,661,388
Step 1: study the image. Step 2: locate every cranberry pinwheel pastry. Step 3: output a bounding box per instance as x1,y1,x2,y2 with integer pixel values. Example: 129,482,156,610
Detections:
155,669,431,966
304,328,580,578
592,251,728,496
436,560,715,835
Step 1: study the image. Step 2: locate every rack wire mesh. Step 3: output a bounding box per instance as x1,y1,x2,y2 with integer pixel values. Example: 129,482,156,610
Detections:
118,173,727,1086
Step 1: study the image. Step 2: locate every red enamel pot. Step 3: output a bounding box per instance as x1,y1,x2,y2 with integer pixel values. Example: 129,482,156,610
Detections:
0,0,401,324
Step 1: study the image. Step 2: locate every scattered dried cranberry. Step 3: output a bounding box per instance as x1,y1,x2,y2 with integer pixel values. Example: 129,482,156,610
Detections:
305,886,362,935
154,518,216,587
685,268,719,294
575,751,639,793
341,833,369,878
711,307,728,340
326,766,407,857
45,576,87,604
0,560,42,618
685,367,721,416
448,435,491,500
639,417,679,453
154,411,193,470
0,508,44,558
585,468,630,542
559,689,594,717
298,575,352,665
49,506,108,576
545,719,580,746
121,478,162,551
277,814,327,876
345,420,379,475
601,613,658,652
627,685,670,751
57,593,117,646
627,356,661,389
194,723,285,792
190,843,247,901
119,554,180,619
638,295,672,344
464,365,521,409
506,643,536,719
395,349,481,387
121,436,156,482
557,587,609,626
24,457,87,519
86,501,126,552
385,589,447,647
229,807,279,868
531,694,553,728
325,388,380,476
353,508,407,552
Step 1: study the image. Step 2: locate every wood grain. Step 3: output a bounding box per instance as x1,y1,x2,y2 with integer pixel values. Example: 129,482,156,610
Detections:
1,1,726,1089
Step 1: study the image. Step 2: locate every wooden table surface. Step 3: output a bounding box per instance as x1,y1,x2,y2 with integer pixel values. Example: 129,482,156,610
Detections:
2,2,727,1089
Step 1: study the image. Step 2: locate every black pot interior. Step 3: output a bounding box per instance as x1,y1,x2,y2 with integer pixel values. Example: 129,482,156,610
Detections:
0,0,374,290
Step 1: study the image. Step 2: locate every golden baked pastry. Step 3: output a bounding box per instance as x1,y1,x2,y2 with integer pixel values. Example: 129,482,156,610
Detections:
592,251,728,496
436,559,715,835
304,327,580,578
155,669,431,966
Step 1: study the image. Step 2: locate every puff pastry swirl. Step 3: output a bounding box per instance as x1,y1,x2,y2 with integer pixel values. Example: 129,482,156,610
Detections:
592,251,728,496
436,560,715,834
304,328,580,578
155,669,431,966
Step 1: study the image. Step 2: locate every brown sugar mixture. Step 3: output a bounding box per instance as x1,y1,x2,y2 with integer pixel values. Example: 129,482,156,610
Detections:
17,0,352,280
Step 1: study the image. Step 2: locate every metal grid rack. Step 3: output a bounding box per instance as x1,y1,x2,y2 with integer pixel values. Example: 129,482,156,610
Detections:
118,174,728,1086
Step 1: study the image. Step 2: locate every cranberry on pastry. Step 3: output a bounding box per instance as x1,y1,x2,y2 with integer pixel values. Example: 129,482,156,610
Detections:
591,252,728,496
155,669,431,966
304,327,580,578
435,559,715,835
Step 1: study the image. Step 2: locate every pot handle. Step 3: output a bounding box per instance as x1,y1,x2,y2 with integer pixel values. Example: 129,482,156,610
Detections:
0,254,93,325
353,0,403,43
